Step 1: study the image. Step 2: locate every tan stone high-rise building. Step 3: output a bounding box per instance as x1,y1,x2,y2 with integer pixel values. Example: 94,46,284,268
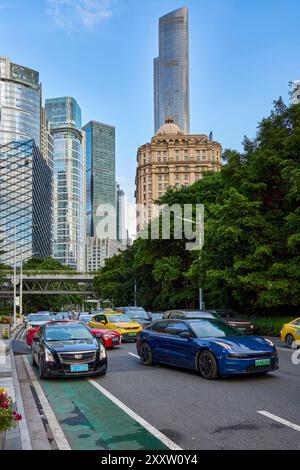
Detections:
135,118,222,231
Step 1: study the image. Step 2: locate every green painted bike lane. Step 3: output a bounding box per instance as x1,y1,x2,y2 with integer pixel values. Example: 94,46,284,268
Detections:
38,377,168,450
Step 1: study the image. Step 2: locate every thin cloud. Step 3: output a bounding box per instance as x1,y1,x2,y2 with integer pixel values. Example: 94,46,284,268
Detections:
47,0,114,32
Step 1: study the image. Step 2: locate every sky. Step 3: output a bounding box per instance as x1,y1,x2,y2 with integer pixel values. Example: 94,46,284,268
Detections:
0,0,300,204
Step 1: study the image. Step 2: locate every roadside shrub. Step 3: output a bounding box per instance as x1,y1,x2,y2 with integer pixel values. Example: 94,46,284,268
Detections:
253,317,295,337
0,316,12,325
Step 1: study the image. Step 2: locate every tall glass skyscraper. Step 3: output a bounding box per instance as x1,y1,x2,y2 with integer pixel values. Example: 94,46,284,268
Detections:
0,56,41,147
154,7,190,134
0,140,52,266
83,121,116,240
45,97,84,270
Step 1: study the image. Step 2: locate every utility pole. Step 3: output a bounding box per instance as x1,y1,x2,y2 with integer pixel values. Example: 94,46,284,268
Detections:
13,226,17,326
134,278,137,307
20,258,23,317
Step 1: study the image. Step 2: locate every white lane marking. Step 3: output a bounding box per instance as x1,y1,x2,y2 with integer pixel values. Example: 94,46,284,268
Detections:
277,347,292,352
128,352,140,359
89,379,182,450
258,411,300,432
23,356,71,450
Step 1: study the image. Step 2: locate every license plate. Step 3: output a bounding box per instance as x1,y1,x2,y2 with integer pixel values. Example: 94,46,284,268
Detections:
128,333,137,337
255,359,271,367
112,337,119,342
70,364,89,372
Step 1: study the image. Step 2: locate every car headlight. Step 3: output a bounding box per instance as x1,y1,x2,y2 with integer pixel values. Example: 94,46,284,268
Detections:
45,348,55,363
264,338,274,347
215,341,232,351
99,345,106,360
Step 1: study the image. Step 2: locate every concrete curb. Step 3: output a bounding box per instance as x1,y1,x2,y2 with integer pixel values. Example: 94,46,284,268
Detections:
10,349,32,450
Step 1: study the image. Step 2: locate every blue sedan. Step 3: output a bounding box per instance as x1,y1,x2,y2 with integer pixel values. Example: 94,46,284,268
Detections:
136,319,279,380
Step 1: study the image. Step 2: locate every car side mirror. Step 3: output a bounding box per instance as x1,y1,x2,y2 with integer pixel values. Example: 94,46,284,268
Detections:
180,331,191,339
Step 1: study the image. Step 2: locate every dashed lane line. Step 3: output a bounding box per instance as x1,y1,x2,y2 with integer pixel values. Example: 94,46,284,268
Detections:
89,379,182,450
258,411,300,432
23,356,71,450
128,352,140,359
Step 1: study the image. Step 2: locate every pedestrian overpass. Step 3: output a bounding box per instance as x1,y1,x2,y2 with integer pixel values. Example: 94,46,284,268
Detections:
0,273,95,296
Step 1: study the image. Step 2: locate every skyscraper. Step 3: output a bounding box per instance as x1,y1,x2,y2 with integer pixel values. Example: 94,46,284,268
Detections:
0,140,53,266
154,7,190,134
0,56,41,147
291,80,300,105
83,121,116,240
45,97,84,270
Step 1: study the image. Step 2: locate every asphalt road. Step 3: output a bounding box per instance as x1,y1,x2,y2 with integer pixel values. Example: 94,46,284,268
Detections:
14,330,300,450
94,339,300,450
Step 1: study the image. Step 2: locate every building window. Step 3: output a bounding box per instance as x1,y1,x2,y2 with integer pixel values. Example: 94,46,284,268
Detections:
184,174,189,180
158,183,162,190
175,174,180,180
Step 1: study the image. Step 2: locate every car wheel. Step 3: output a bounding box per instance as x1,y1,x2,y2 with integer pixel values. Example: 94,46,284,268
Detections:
285,334,295,349
38,356,46,379
198,350,218,380
140,342,153,366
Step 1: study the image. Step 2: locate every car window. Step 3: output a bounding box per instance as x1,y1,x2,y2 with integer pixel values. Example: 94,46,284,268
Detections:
189,320,241,338
292,320,300,326
150,321,170,333
165,321,190,335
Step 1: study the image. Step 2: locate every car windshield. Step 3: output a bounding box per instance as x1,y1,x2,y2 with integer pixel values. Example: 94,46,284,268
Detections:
45,324,93,341
189,320,242,338
28,314,51,322
79,316,92,323
126,309,149,319
107,315,131,323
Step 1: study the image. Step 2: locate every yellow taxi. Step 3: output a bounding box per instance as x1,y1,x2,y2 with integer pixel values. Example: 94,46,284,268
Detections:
280,318,300,348
89,311,143,341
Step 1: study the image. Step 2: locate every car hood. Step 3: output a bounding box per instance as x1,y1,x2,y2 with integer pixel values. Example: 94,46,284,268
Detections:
111,322,141,329
198,336,274,353
45,339,98,352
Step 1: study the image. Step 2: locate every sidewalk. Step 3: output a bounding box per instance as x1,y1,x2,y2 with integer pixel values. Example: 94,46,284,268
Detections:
0,326,25,450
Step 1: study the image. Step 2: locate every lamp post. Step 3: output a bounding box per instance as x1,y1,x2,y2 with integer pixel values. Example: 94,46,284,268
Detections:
13,227,17,326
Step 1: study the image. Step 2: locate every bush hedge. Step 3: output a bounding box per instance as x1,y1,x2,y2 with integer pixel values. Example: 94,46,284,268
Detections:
252,317,295,337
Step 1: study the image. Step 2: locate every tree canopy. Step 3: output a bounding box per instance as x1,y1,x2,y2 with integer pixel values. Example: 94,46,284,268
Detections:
94,99,300,316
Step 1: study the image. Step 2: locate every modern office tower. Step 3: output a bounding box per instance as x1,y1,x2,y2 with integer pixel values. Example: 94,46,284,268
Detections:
291,80,300,104
0,140,53,266
154,7,190,134
40,107,54,169
135,117,222,232
45,97,84,270
116,183,127,245
85,238,126,272
83,121,116,240
0,56,41,147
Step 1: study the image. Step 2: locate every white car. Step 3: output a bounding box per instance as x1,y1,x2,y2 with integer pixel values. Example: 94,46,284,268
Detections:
26,313,52,330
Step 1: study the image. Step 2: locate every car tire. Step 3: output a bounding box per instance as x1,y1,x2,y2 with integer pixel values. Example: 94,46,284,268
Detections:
38,356,46,379
198,350,219,380
140,342,153,366
285,334,295,349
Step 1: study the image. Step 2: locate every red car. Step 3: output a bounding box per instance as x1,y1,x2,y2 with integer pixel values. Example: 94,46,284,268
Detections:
26,326,40,346
88,327,122,349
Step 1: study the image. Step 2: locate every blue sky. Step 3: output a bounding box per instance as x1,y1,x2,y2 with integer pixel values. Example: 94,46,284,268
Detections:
1,0,300,202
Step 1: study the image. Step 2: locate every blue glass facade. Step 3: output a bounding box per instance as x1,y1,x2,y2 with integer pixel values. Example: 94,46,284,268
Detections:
0,140,53,266
45,97,84,270
83,121,116,240
154,7,190,134
0,56,41,148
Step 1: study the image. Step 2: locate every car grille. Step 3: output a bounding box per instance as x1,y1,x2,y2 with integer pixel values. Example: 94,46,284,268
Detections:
228,351,276,359
125,327,139,331
58,351,96,364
